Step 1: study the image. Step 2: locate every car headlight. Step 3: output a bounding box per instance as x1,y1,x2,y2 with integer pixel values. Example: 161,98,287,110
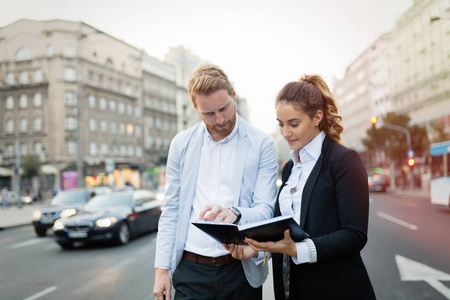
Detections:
53,219,65,231
32,210,41,221
95,217,118,228
60,209,77,219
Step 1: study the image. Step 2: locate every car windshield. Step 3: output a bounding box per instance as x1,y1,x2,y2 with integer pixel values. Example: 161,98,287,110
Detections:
50,190,87,205
84,194,132,211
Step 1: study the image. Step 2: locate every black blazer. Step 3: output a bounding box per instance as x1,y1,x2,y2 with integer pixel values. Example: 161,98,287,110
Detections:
272,136,376,300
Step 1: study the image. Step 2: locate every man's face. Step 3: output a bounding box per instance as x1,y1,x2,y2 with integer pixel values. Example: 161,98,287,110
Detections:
194,89,237,141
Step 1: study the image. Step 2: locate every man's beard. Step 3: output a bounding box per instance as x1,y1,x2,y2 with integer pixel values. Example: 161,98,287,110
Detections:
205,108,236,138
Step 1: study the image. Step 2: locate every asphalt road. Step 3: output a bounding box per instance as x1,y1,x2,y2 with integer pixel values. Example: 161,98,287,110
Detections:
0,191,448,300
363,191,450,300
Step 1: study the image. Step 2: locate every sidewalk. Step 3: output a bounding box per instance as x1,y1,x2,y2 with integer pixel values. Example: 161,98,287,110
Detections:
389,187,430,199
0,203,45,230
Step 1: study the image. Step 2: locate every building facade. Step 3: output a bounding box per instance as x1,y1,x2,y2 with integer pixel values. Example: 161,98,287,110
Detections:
333,0,449,154
0,19,177,193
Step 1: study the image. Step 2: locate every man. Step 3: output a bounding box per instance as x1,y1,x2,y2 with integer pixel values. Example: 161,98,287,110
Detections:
153,64,278,300
1,186,8,209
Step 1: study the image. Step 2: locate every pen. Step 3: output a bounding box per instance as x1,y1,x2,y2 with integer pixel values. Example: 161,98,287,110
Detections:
263,251,266,266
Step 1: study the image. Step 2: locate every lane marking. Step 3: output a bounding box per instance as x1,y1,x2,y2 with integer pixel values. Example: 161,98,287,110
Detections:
0,237,14,245
7,238,48,249
376,211,418,230
23,286,58,300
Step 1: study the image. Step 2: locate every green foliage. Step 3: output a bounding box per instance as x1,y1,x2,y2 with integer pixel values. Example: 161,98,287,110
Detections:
362,112,429,165
429,119,447,143
21,155,41,178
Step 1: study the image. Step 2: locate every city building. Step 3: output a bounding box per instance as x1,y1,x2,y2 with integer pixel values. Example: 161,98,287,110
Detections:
0,19,177,194
333,0,449,153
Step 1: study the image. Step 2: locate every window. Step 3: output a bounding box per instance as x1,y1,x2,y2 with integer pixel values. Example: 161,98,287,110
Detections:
19,119,28,132
148,136,154,148
106,58,113,69
119,123,125,135
134,106,141,118
156,118,162,129
135,125,141,137
127,104,133,116
92,52,97,63
33,118,42,132
110,121,117,134
6,73,15,85
88,95,96,108
19,71,29,84
20,144,28,156
99,98,107,110
46,44,54,58
5,120,14,133
33,93,42,107
89,118,97,132
112,143,118,156
101,143,108,155
65,117,77,130
128,145,134,157
6,145,14,157
136,146,142,158
15,47,33,61
118,102,125,114
120,144,126,156
89,142,97,156
100,120,107,133
147,116,153,128
34,143,42,155
64,67,76,81
6,96,14,110
66,141,76,155
34,69,42,83
63,44,75,58
65,91,76,106
156,137,162,149
109,100,116,112
19,94,28,108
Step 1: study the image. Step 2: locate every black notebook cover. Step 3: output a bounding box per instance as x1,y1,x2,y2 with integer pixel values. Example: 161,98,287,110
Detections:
192,215,309,245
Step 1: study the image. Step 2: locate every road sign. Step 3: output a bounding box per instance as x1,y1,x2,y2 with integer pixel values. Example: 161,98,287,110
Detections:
406,149,415,158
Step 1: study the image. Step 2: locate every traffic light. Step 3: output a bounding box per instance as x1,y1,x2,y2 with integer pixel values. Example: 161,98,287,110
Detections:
370,117,377,130
407,158,415,167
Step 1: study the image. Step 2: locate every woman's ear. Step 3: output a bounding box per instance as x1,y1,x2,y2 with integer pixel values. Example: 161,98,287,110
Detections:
315,110,324,126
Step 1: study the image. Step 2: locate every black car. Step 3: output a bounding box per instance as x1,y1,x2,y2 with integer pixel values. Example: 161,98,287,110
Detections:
53,189,162,249
32,187,112,237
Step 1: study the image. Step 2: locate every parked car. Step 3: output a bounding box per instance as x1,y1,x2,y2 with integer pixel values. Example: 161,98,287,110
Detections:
6,191,33,206
53,189,162,249
32,187,112,237
368,174,389,193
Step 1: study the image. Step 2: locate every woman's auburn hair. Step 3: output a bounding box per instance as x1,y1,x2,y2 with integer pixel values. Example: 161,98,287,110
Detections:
276,74,344,145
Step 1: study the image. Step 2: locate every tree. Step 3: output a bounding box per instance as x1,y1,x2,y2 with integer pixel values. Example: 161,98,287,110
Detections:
362,112,429,165
429,119,448,143
21,155,42,179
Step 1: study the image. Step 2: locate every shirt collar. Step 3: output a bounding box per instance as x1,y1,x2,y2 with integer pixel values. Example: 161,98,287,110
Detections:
290,131,325,164
202,115,239,144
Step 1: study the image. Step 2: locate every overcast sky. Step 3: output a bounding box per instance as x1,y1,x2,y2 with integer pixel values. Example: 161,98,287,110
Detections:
0,0,413,135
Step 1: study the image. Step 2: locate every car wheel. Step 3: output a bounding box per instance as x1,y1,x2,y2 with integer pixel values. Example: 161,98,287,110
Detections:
57,242,74,250
114,222,130,245
35,227,47,237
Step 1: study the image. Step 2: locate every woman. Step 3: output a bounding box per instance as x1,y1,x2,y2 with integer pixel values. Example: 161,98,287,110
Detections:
227,74,376,299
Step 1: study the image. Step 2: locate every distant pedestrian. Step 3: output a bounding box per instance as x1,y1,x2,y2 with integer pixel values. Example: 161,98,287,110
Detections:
1,186,8,209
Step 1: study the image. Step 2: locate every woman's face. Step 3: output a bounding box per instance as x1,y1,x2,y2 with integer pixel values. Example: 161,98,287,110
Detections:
276,101,323,150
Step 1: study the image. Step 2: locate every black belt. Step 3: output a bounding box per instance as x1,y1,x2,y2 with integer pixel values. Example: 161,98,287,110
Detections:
183,251,236,266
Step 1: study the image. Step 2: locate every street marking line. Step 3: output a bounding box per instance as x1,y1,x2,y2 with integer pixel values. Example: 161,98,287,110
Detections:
7,238,47,249
0,237,14,244
376,211,418,230
23,286,58,300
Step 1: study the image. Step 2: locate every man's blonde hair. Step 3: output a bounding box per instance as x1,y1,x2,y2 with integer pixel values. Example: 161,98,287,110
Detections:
187,64,234,105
